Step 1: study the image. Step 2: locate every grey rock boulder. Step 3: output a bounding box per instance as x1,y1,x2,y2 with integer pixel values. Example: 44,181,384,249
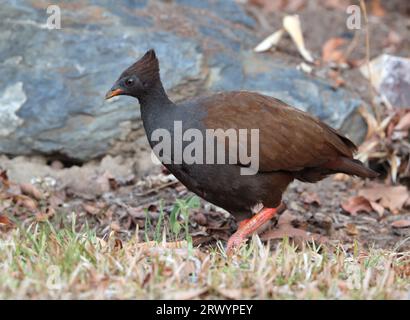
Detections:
361,54,410,108
0,0,367,162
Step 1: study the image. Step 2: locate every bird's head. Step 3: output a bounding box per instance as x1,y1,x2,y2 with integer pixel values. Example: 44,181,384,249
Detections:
105,49,160,100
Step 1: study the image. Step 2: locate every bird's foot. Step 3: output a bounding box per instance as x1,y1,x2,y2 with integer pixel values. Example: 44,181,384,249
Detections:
226,231,247,254
226,202,287,255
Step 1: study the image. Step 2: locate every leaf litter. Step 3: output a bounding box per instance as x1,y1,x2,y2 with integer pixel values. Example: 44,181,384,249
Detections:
254,14,314,63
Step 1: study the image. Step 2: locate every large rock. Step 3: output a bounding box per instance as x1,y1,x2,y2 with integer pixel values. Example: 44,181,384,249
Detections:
0,0,367,162
360,54,410,108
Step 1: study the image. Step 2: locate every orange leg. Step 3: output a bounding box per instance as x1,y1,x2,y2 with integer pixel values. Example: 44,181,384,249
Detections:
227,203,286,254
237,218,250,230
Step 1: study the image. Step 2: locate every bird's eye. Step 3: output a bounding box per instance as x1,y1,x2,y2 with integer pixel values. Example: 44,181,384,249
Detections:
125,78,135,87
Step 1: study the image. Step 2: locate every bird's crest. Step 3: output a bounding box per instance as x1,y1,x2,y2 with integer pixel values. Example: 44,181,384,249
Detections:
120,49,160,84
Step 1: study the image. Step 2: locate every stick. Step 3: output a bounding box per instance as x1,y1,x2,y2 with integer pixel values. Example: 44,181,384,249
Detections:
359,0,381,124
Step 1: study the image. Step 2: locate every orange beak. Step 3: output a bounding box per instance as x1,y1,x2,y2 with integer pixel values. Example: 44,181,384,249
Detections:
105,88,124,100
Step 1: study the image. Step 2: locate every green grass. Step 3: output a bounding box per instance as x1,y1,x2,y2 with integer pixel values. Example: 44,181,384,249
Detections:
0,212,409,299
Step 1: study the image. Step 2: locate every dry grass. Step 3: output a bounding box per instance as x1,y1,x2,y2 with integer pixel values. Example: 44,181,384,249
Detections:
0,218,409,300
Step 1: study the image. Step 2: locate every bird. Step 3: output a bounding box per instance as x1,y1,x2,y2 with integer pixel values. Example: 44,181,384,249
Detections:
106,49,378,253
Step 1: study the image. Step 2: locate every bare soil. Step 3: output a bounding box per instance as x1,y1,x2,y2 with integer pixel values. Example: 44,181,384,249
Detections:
51,168,409,252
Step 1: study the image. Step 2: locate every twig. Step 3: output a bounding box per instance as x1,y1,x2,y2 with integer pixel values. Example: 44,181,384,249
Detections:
134,180,180,197
343,28,360,61
359,0,381,124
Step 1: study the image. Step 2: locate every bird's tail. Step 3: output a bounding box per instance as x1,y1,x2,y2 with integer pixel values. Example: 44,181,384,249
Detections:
324,157,379,178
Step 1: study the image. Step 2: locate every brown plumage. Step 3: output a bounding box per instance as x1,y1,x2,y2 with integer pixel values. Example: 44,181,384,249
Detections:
106,50,378,252
202,91,376,180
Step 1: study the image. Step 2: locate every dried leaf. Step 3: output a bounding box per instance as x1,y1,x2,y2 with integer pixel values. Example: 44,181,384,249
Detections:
358,105,379,140
82,203,101,215
49,193,65,208
127,206,159,220
389,154,400,184
261,226,327,243
35,212,50,222
301,191,321,206
391,220,410,229
394,112,410,132
320,0,350,10
45,206,56,218
14,194,38,212
110,221,121,232
254,29,284,53
0,170,10,190
261,212,327,243
297,62,313,74
371,0,385,17
276,210,295,226
359,185,409,214
286,0,306,12
369,201,385,217
341,196,373,216
356,139,379,163
394,262,410,278
283,15,314,63
36,204,57,222
0,215,12,227
114,238,123,250
95,170,114,194
322,37,347,63
97,237,108,248
193,211,207,226
20,183,44,200
333,173,350,181
345,223,359,236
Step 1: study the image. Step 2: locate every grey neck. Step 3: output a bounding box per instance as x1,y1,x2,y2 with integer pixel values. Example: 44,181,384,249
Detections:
138,82,175,137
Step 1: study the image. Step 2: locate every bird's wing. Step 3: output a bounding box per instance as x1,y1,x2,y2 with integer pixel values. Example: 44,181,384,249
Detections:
200,91,356,172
